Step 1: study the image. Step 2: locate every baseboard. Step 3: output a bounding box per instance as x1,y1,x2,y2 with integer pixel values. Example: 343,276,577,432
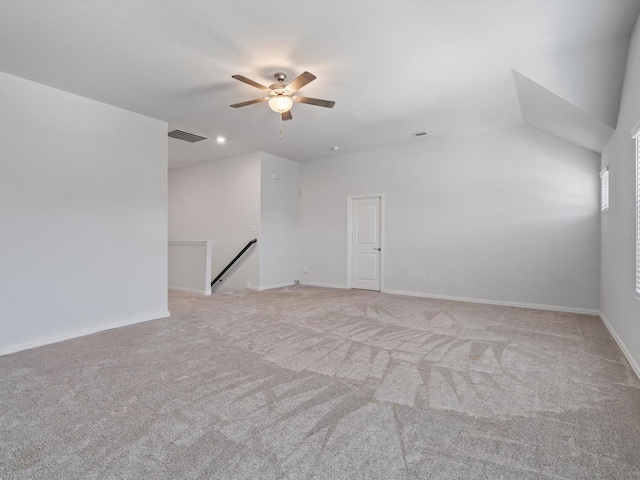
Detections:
382,289,600,315
297,283,599,315
299,281,349,290
249,282,296,291
599,312,640,381
0,310,171,357
169,285,211,296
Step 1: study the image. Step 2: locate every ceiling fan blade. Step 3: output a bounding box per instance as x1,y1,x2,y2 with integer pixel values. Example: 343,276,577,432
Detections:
294,96,335,108
232,75,270,92
230,98,268,108
286,71,316,92
281,110,293,121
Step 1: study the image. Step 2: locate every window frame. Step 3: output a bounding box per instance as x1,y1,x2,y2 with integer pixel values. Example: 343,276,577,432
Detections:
635,133,640,300
633,123,640,301
600,165,609,213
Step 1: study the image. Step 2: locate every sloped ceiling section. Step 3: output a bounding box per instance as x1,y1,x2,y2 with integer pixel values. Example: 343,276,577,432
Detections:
513,69,615,153
511,37,629,153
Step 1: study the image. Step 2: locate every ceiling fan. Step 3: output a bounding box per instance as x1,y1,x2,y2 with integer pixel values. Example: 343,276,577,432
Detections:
230,71,335,121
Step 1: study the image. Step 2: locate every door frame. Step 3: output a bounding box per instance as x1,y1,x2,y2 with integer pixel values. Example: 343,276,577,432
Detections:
346,194,385,291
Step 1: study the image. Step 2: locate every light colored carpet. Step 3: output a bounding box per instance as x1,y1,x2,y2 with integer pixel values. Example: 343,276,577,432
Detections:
1,286,639,479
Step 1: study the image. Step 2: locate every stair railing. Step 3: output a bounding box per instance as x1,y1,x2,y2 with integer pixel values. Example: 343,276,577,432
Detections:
211,239,257,287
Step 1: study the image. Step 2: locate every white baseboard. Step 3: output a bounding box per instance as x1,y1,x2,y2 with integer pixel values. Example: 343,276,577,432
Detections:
299,281,349,290
248,282,296,292
599,312,640,381
0,310,171,357
297,283,599,315
169,285,211,296
381,289,600,315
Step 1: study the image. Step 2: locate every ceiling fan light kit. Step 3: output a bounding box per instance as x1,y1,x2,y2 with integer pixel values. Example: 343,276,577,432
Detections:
230,71,335,121
268,95,293,113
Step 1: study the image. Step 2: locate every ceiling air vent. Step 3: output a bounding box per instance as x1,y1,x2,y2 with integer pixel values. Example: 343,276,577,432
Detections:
168,130,207,143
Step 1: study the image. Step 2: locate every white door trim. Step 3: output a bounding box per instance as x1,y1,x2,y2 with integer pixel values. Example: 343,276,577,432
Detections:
346,194,385,291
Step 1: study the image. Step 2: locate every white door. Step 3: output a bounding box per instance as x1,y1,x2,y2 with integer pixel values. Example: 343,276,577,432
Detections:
351,197,381,291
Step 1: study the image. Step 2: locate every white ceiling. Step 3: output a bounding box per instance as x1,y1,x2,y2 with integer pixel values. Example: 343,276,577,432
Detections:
0,1,638,169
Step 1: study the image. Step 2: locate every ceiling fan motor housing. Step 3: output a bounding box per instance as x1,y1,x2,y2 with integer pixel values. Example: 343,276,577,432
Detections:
270,73,290,95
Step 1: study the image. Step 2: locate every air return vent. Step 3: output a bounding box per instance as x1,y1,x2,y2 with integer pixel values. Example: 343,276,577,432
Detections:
168,130,207,143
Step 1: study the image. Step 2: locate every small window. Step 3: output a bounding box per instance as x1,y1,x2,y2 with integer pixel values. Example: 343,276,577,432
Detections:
600,166,609,212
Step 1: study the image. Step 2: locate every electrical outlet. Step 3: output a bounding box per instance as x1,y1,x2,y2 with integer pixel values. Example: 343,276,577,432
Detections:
303,267,308,273
430,275,436,283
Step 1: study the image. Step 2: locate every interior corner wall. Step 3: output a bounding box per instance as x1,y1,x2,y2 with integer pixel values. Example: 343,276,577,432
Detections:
601,14,640,374
299,126,601,311
168,153,260,293
0,71,168,355
259,152,299,289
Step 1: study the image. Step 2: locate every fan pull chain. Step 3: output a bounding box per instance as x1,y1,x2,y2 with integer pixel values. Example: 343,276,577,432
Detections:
280,119,284,141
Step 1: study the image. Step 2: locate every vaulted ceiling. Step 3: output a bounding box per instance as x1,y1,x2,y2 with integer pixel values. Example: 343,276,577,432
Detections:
0,1,638,169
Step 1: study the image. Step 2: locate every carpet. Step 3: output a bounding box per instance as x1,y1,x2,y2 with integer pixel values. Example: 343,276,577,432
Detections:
1,286,639,479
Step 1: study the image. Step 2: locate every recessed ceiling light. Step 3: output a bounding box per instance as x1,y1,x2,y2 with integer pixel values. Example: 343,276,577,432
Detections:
330,146,339,151
216,136,226,143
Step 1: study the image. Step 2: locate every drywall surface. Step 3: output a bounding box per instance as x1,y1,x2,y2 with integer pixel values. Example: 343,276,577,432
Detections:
299,126,601,311
259,152,299,289
601,15,640,374
0,71,168,355
512,69,614,154
168,153,260,293
515,36,629,129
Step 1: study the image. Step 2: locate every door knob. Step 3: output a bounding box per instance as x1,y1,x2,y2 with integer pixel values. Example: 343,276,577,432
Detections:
374,247,381,251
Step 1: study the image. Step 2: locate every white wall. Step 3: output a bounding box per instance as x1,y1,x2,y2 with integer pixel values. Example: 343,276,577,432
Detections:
516,36,629,129
601,15,640,375
168,241,213,295
259,152,299,289
168,153,260,292
299,126,601,312
0,71,168,355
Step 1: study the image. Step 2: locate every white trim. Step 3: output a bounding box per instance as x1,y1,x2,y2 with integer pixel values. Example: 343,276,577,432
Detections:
248,282,297,291
636,135,640,300
346,194,385,291
600,313,640,381
168,240,215,246
0,310,171,357
380,196,386,292
299,281,349,290
382,288,600,315
168,285,211,296
346,198,352,288
631,120,640,138
204,242,213,290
